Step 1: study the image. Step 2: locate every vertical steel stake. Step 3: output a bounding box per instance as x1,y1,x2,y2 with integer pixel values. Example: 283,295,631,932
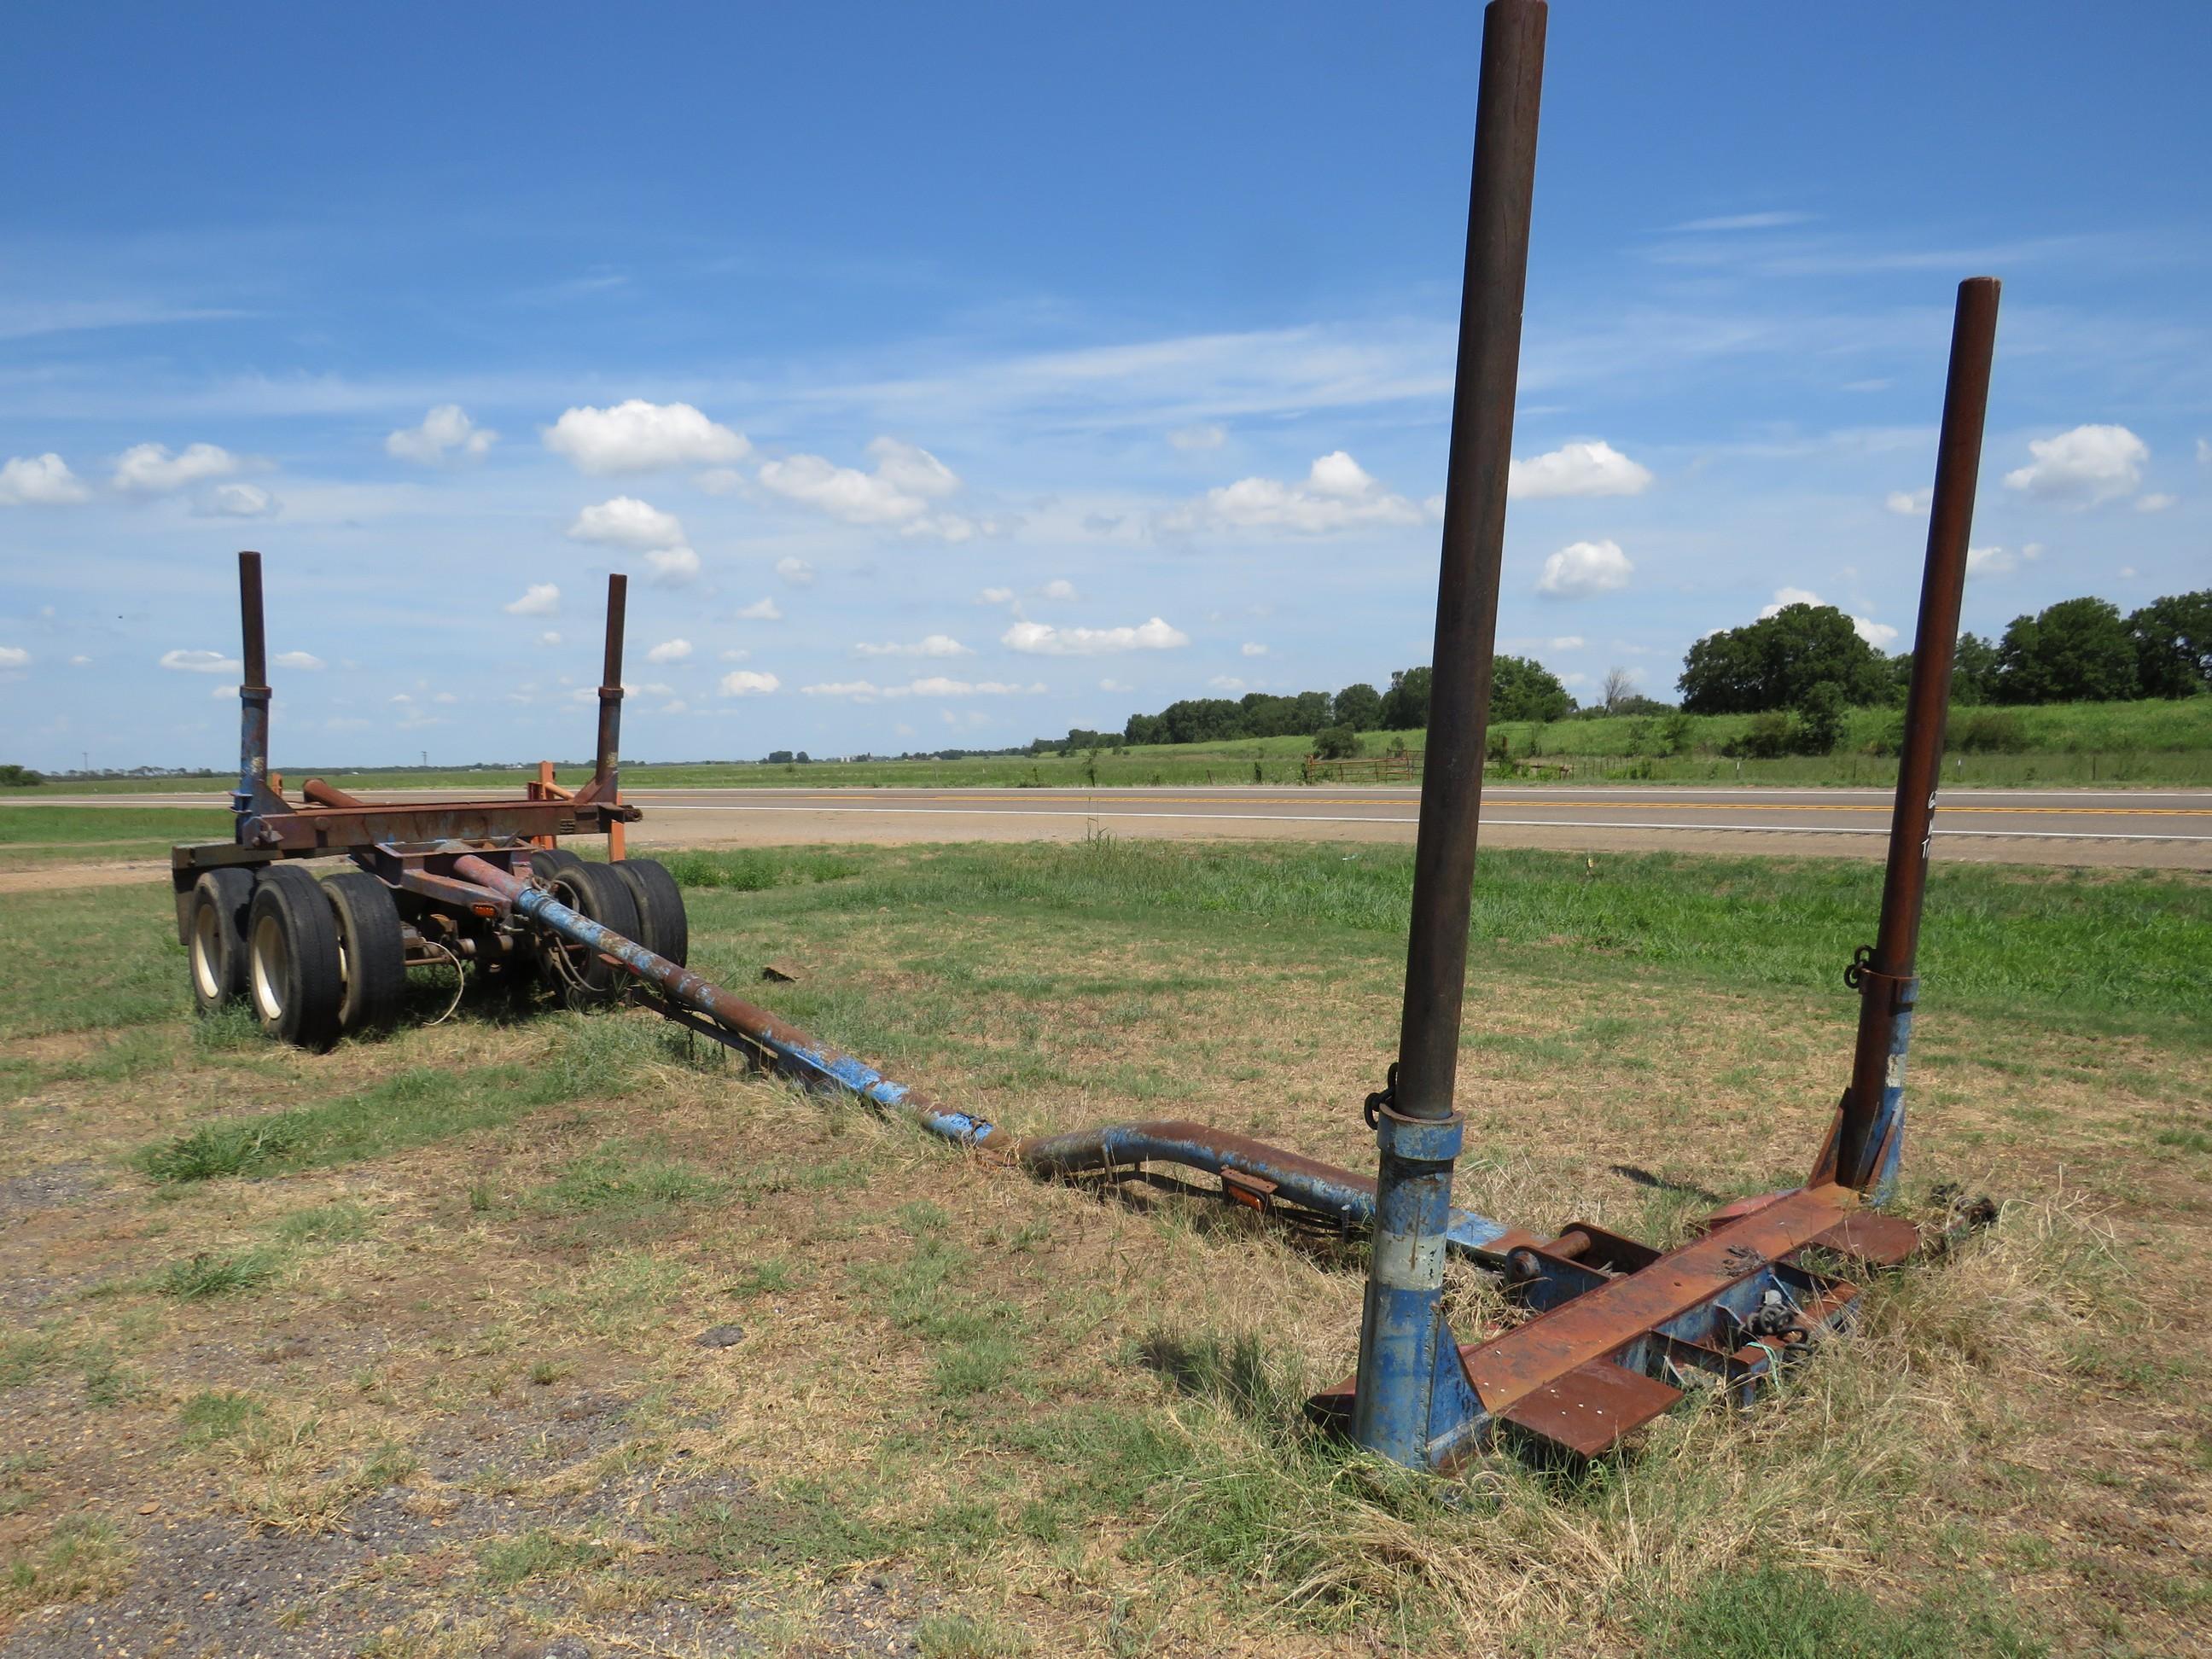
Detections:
578,573,628,817
1350,0,1546,1469
232,550,284,828
1825,277,2001,1198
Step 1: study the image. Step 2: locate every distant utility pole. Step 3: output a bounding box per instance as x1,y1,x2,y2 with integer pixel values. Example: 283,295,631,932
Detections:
421,749,428,768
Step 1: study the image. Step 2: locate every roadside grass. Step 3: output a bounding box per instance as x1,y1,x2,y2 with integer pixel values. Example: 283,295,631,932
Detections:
0,841,2201,1652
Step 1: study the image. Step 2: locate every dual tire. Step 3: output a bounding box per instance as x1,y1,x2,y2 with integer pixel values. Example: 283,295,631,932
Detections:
528,848,688,1006
186,851,689,1041
189,864,406,1048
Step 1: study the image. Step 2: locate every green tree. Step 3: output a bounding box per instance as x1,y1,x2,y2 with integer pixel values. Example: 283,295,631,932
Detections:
1332,682,1384,731
1311,724,1358,759
1678,603,1888,713
1124,713,1165,745
1994,597,2139,703
2128,590,2212,697
1794,681,1848,754
1950,632,2000,703
1379,666,1433,730
1488,654,1575,722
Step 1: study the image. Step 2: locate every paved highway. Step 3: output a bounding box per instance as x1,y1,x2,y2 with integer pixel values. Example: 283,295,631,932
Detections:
29,785,2212,868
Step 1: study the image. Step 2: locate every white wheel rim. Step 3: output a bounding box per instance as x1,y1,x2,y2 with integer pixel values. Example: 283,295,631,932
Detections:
250,911,289,1022
191,903,223,999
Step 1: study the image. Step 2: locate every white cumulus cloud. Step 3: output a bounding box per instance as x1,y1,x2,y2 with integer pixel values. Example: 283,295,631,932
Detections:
197,481,276,518
272,650,324,671
1508,440,1653,500
1241,642,1268,656
1168,424,1226,451
544,399,749,474
114,442,241,494
2002,423,2148,503
568,496,684,548
1967,544,2042,578
1039,579,1080,602
755,436,970,538
645,638,692,664
0,452,91,506
160,648,242,674
735,597,783,621
976,586,1015,605
1181,451,1421,533
1003,617,1189,655
775,556,815,585
854,635,972,659
719,670,780,696
0,646,29,671
1884,488,1930,515
386,405,496,465
2136,492,2177,513
1537,538,1634,598
505,584,561,617
643,547,701,585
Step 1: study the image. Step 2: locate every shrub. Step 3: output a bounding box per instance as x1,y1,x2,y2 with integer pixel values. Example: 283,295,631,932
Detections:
1726,712,1796,759
1311,725,1358,760
1793,682,1848,754
1953,708,2028,753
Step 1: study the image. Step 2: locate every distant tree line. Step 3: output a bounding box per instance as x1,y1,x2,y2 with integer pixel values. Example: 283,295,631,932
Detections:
1682,589,2209,716
1031,655,1575,755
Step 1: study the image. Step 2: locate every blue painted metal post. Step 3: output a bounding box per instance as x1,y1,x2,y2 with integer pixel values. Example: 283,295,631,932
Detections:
1349,0,1546,1468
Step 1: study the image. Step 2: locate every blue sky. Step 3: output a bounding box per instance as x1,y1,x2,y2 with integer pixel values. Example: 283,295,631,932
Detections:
3,0,2206,771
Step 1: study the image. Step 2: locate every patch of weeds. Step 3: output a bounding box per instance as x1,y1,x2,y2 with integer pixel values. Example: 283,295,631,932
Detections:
271,1202,371,1245
527,1360,572,1387
918,1612,1032,1658
158,1247,282,1299
143,1119,302,1183
0,1453,49,1518
727,1259,794,1298
0,1332,61,1389
1136,1328,1307,1425
141,1021,662,1186
667,1479,903,1575
478,1527,614,1587
78,1343,147,1406
178,1388,265,1446
529,1141,723,1219
189,1002,262,1053
1,1513,133,1614
468,1182,496,1213
934,1332,1024,1399
1640,1560,2046,1658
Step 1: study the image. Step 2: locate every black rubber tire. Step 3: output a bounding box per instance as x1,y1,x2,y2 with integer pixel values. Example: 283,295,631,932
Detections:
187,868,255,1016
246,865,345,1051
536,859,642,1008
614,858,689,967
324,871,407,1037
529,846,584,887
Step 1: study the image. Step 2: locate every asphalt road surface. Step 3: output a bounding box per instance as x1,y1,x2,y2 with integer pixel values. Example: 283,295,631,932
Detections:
28,785,2212,870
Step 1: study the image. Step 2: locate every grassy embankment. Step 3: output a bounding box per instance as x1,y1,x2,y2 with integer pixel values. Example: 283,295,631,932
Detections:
13,696,2209,795
0,838,2204,1653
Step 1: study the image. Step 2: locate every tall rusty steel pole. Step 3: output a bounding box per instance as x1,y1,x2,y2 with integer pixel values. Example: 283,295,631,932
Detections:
233,550,278,826
1351,0,1545,1467
580,572,628,807
1830,277,2001,1197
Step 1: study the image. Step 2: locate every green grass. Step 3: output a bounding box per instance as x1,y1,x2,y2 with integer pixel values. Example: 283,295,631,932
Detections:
157,1247,282,1298
477,1528,615,1587
684,839,2209,1038
527,1140,723,1217
137,1019,661,1185
1641,1560,2045,1658
12,694,2207,798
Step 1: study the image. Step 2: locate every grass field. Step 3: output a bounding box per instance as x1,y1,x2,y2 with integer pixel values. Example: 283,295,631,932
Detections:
12,697,2209,797
0,841,2205,1655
